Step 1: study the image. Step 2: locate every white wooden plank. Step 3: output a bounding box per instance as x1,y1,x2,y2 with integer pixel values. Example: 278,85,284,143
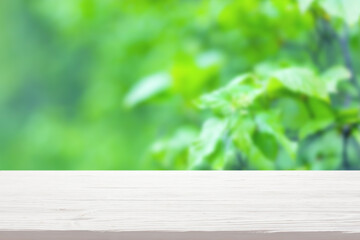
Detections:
0,171,360,240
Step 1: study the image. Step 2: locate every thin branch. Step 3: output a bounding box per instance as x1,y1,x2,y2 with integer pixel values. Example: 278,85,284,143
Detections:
337,23,360,96
341,125,351,170
328,22,360,170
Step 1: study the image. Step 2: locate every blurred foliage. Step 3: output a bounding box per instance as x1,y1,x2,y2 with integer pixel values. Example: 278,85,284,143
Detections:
1,0,360,169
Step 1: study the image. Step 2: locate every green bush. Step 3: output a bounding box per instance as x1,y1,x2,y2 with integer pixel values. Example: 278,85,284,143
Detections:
1,0,360,169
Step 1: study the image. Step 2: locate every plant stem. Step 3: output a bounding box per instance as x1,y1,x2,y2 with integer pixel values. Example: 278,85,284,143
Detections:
341,125,351,170
336,23,360,170
338,24,360,96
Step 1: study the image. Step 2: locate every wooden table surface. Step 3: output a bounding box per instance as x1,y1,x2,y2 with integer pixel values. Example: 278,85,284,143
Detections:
1,171,360,240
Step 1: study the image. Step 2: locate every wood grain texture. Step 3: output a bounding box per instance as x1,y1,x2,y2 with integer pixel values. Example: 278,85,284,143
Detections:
0,171,360,240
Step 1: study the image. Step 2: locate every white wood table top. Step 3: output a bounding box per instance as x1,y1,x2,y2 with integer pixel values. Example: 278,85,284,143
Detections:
0,171,360,240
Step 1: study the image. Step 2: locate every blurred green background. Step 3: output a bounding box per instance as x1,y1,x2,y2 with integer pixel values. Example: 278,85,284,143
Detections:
1,0,360,170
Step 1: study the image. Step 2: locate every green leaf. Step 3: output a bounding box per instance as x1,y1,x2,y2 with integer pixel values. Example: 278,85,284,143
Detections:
150,127,198,169
255,112,298,159
211,149,227,170
352,128,360,145
189,118,228,168
321,65,351,93
198,88,234,115
198,74,264,115
297,0,315,12
253,131,278,160
299,118,334,139
271,67,329,102
336,107,360,125
300,130,342,170
275,97,311,131
308,98,335,119
232,120,274,170
319,0,360,25
124,72,171,108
